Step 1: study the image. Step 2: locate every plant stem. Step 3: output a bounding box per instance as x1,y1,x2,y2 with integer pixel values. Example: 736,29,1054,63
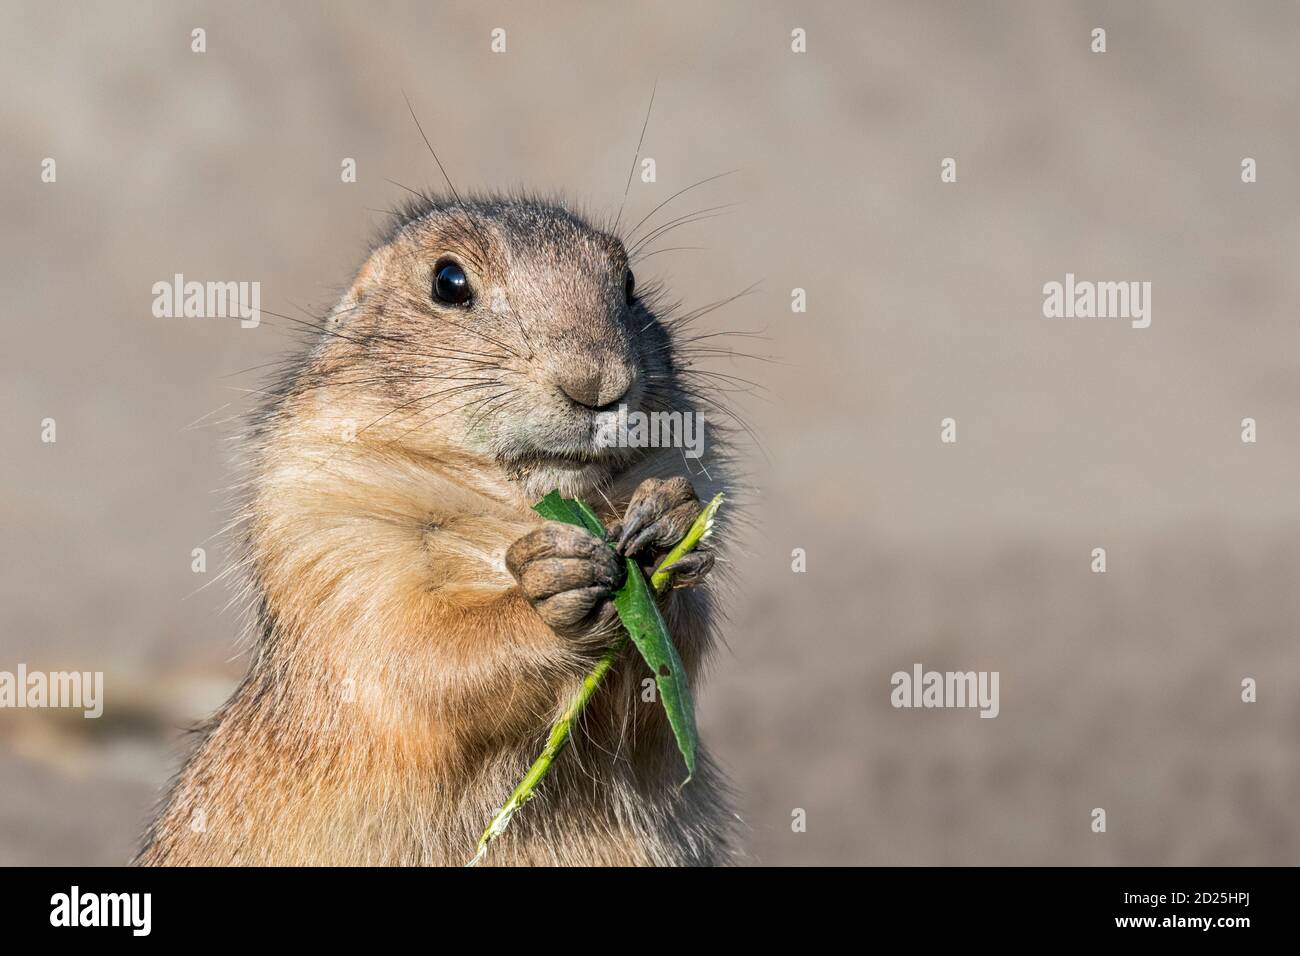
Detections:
650,493,723,591
467,635,627,866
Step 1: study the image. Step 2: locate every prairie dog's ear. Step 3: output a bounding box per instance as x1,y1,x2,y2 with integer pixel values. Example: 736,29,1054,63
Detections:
328,246,394,324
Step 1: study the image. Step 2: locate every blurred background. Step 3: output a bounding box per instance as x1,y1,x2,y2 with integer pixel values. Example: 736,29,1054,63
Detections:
3,0,1299,865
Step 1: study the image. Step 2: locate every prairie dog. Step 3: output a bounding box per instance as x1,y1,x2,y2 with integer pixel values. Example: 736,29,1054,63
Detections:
138,195,735,865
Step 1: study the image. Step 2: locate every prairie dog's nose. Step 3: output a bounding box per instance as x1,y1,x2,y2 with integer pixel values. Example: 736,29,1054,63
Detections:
557,356,633,410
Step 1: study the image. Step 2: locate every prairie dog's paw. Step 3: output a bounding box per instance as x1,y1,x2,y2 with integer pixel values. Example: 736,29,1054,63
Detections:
612,476,714,587
506,522,625,639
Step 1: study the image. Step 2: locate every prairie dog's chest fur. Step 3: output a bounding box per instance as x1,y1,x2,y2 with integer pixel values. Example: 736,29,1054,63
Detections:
139,195,737,866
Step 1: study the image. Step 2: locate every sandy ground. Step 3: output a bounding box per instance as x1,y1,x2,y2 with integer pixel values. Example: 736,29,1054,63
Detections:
3,0,1299,865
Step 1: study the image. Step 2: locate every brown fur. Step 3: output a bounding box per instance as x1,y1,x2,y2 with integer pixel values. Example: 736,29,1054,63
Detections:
138,196,736,866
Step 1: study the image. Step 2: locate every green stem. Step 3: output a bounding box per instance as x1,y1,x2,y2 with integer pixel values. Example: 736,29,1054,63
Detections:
467,635,626,866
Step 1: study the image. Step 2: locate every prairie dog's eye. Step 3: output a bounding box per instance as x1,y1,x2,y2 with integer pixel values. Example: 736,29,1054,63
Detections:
433,259,471,305
624,268,636,302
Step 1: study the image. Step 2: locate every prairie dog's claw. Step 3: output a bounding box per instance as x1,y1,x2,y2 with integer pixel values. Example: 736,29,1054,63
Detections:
657,548,715,588
615,477,702,559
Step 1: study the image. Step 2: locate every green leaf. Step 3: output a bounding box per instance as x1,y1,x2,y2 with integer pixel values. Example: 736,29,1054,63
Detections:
530,489,700,779
614,554,698,778
532,489,580,526
532,489,608,540
569,498,609,540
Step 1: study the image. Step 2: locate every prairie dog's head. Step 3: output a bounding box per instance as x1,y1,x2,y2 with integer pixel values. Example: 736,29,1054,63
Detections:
311,195,688,500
